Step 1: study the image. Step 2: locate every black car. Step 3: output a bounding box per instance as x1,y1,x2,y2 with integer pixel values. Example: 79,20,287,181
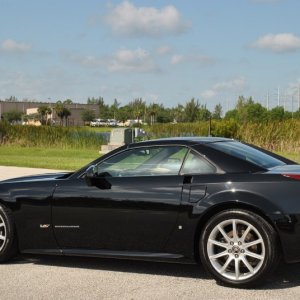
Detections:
1,137,300,288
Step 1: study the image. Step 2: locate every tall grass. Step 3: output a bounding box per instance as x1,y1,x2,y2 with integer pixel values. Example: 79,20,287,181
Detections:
1,120,299,153
0,123,104,149
146,120,300,152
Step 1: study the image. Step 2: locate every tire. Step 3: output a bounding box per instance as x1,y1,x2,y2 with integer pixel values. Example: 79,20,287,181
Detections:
0,205,18,262
199,209,280,288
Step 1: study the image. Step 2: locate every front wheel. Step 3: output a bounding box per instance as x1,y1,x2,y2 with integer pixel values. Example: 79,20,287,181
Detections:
199,210,280,288
0,205,18,262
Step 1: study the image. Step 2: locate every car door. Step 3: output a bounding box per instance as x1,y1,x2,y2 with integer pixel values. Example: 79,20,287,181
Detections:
52,145,188,253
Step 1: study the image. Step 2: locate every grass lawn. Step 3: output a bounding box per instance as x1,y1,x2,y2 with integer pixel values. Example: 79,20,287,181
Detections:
0,146,299,171
0,146,101,170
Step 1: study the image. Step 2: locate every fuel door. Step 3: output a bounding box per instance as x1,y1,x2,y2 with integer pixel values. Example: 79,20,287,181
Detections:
182,175,206,203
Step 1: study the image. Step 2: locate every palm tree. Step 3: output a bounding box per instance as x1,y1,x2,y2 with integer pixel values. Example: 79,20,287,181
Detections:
37,105,52,125
54,101,71,126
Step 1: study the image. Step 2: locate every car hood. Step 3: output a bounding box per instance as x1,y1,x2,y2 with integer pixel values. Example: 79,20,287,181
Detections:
0,172,73,184
267,164,300,174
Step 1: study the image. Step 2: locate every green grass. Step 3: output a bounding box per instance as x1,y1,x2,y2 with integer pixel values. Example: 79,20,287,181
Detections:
85,126,113,132
277,152,300,164
0,146,298,171
0,146,101,170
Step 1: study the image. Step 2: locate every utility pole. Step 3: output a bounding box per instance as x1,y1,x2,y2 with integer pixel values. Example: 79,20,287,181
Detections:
277,86,280,107
266,90,269,110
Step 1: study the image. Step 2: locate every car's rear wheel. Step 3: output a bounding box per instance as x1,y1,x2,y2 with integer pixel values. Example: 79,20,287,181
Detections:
0,205,18,262
200,210,279,288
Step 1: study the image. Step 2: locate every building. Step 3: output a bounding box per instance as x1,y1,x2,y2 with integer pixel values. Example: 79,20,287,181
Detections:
0,101,99,126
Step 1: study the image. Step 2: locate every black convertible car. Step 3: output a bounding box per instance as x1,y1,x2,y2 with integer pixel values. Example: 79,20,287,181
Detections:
1,137,300,287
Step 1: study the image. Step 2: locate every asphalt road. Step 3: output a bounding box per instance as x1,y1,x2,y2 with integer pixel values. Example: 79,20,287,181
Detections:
1,166,300,299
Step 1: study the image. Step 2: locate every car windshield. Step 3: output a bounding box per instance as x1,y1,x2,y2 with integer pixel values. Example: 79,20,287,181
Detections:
208,141,286,169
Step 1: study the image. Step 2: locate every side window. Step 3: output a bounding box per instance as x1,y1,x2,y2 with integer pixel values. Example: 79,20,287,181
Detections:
181,151,216,174
96,146,188,177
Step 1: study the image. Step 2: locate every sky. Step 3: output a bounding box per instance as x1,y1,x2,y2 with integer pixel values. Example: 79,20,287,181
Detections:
1,0,300,112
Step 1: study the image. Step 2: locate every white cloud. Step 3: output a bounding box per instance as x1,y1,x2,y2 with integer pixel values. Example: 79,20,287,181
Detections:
104,1,190,37
1,39,32,53
66,53,104,68
201,90,216,99
66,48,158,73
201,77,246,99
251,33,300,53
108,48,158,72
171,53,215,66
156,46,172,55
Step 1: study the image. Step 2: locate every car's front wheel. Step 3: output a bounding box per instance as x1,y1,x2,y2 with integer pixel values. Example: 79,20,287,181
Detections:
200,209,279,288
0,205,18,262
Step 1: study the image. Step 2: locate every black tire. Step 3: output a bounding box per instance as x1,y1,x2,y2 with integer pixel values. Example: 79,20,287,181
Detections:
199,209,280,288
0,204,18,262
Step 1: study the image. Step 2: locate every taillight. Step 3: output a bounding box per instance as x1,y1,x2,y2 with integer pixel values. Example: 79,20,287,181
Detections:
283,174,300,181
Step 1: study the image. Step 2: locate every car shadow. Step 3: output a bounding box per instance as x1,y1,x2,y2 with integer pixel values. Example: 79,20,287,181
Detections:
8,255,300,290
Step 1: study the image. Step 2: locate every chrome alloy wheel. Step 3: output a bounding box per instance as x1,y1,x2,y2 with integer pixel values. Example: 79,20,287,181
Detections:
207,219,265,281
0,215,7,252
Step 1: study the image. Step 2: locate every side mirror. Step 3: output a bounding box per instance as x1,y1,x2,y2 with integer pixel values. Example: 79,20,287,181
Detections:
85,165,97,186
85,165,112,190
86,165,97,178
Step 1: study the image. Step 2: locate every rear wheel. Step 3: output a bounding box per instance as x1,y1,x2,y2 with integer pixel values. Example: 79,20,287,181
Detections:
200,210,279,288
0,205,18,262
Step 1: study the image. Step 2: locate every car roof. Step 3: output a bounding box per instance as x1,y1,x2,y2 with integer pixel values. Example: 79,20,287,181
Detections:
128,136,234,148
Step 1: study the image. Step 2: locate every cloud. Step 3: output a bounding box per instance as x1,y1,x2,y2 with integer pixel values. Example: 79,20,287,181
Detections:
1,39,32,53
104,1,190,37
66,53,104,68
202,77,246,99
66,48,159,73
108,48,158,72
156,46,172,55
171,53,215,66
251,33,300,53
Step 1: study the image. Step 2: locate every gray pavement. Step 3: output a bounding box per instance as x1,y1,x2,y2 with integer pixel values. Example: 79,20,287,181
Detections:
0,166,66,181
1,166,300,299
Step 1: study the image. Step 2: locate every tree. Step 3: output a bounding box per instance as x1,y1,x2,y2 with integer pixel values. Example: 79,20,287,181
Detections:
118,106,131,123
226,96,267,123
129,98,146,123
148,103,160,125
5,96,18,102
184,98,200,122
171,104,185,123
37,105,52,125
54,101,64,125
110,99,120,120
212,103,223,120
63,107,71,126
268,106,285,121
87,96,109,118
2,110,23,123
244,103,267,123
198,104,211,121
81,109,96,124
63,99,73,104
54,101,71,126
224,109,238,120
